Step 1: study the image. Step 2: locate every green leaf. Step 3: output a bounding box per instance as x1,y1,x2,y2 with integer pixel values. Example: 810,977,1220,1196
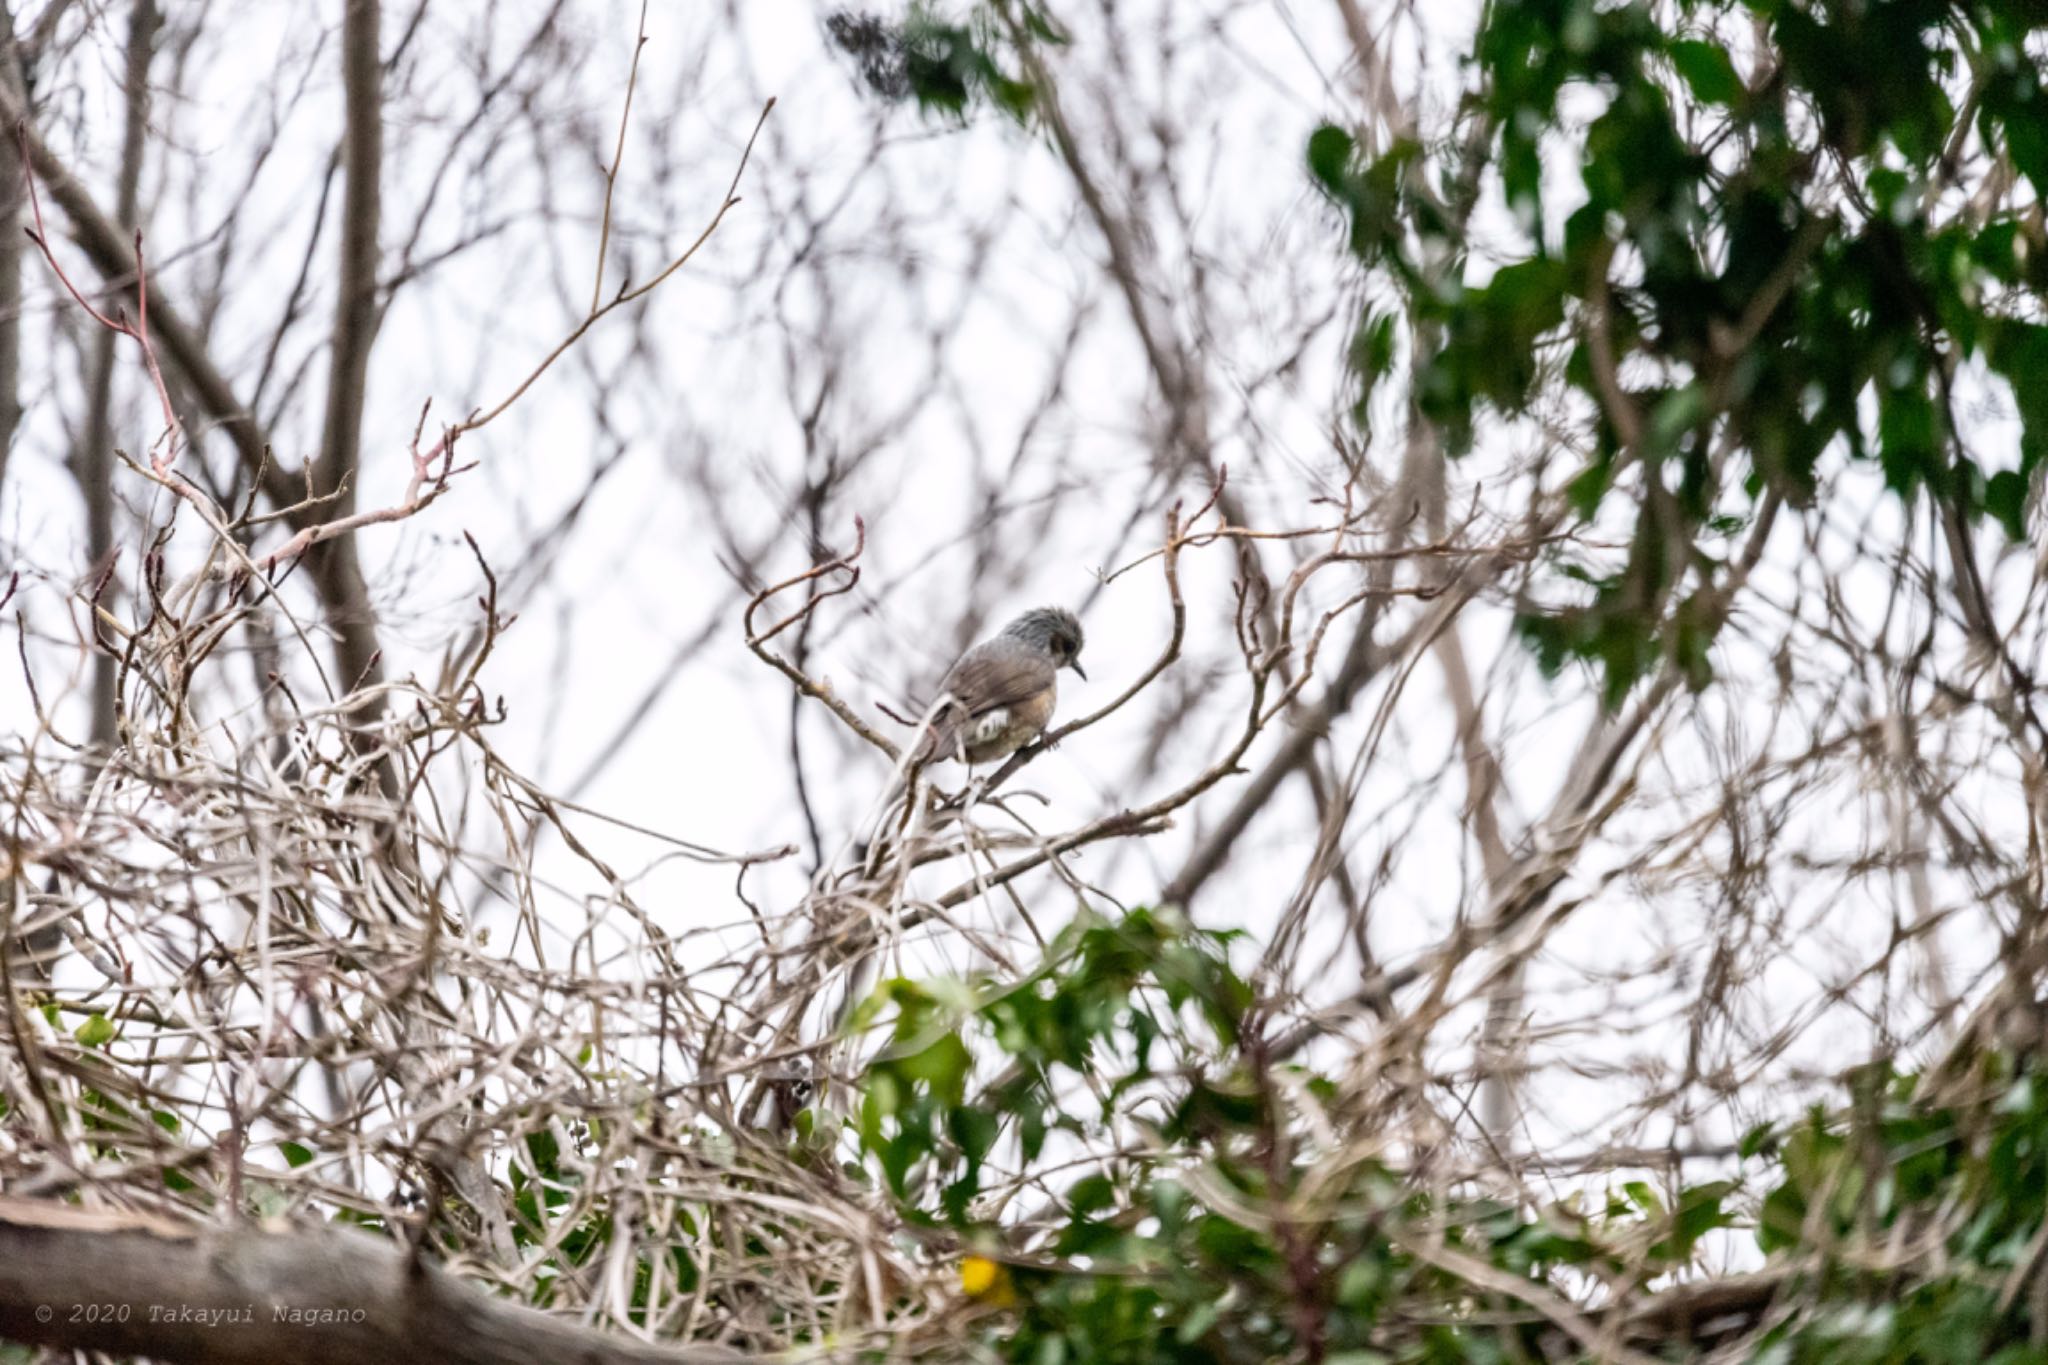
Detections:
1337,1256,1385,1309
1877,384,1942,494
1350,311,1397,389
951,1105,999,1162
1177,1300,1223,1344
1307,123,1355,192
1648,384,1707,459
279,1141,315,1168
1067,1173,1115,1216
1661,1180,1737,1261
1671,39,1744,107
1989,90,2048,201
1985,470,2030,540
1757,1183,1808,1254
896,1030,972,1104
74,1012,116,1048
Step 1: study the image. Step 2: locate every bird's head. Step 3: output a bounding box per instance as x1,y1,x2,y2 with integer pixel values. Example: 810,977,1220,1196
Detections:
1004,606,1086,680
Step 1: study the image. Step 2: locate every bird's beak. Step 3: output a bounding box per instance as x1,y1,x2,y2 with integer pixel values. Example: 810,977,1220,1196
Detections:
1071,661,1087,681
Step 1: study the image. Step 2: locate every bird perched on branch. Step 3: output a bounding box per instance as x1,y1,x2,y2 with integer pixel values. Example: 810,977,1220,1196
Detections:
911,606,1087,768
863,607,1086,865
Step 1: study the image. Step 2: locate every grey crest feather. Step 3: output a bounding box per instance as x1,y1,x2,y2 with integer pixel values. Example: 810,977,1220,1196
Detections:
1000,607,1085,656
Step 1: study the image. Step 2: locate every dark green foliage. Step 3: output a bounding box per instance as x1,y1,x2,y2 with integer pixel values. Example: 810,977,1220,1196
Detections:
826,5,1064,123
857,910,2048,1361
1740,1059,2048,1363
1309,0,2048,704
853,906,1250,1229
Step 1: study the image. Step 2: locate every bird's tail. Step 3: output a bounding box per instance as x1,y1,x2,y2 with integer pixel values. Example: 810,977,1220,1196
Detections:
852,697,958,874
858,764,930,876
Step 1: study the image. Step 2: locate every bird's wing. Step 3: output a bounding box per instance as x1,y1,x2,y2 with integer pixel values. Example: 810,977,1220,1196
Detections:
914,642,1055,762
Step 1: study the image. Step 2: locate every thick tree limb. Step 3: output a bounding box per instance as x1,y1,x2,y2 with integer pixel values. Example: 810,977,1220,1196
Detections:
311,0,389,699
1617,1266,1795,1344
1159,614,1385,907
0,2,23,498
78,0,159,746
0,1198,749,1365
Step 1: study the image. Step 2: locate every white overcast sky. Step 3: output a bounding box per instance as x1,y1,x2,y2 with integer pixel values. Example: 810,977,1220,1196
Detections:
1,0,2022,1199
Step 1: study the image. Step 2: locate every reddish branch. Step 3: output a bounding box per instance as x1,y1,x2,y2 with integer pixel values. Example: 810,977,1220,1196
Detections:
19,125,179,476
6,71,769,701
743,516,900,759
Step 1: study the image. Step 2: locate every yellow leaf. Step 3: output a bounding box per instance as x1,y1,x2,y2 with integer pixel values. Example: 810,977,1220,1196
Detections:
960,1254,1016,1306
